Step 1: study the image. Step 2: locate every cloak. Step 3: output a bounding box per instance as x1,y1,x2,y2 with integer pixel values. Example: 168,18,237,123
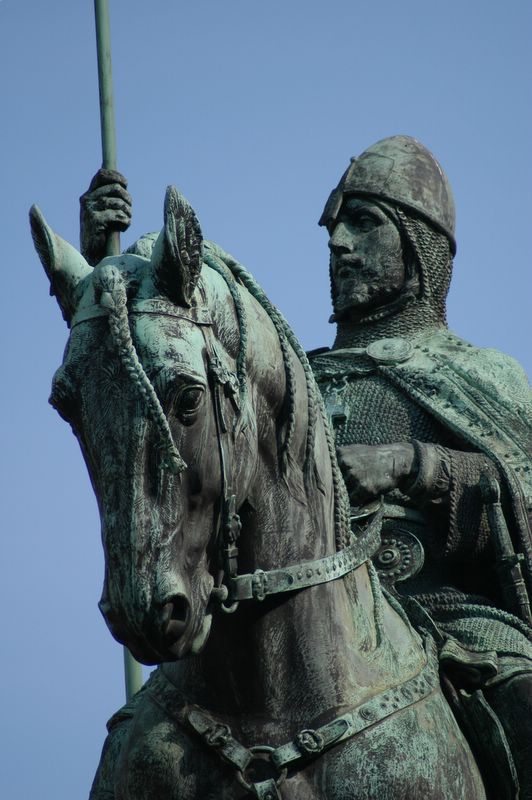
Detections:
308,329,532,599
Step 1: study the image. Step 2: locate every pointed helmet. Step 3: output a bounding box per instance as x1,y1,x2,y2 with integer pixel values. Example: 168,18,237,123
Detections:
319,135,456,254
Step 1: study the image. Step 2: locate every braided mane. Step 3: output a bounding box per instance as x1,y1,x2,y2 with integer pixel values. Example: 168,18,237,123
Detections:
105,233,352,550
203,242,351,550
93,263,186,474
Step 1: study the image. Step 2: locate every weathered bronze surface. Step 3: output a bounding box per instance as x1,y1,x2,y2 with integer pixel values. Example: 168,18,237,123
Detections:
32,136,532,798
314,136,532,797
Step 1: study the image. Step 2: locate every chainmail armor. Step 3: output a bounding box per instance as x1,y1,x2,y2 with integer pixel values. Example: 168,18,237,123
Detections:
330,205,452,346
313,206,532,663
414,591,532,659
446,450,501,561
330,372,455,449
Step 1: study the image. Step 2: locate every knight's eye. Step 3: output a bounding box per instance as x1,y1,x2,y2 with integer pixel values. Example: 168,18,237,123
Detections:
177,385,205,422
356,213,379,232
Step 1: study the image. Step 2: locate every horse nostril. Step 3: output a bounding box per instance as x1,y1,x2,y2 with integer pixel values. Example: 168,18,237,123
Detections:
160,595,190,641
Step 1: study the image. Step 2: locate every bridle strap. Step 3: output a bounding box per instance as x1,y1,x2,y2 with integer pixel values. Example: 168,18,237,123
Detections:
70,298,212,327
200,312,384,609
147,635,439,797
200,324,244,609
227,505,383,602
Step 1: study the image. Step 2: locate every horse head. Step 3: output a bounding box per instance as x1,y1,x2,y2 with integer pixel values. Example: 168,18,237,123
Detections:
30,188,285,664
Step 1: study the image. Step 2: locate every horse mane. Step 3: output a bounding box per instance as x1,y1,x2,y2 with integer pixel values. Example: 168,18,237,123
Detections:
125,232,351,549
202,241,351,551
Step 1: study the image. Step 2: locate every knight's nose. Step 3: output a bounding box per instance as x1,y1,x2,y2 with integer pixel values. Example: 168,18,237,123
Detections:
329,236,351,257
329,221,352,252
159,595,190,643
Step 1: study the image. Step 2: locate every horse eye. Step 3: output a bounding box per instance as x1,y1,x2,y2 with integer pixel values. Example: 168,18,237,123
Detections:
177,385,205,420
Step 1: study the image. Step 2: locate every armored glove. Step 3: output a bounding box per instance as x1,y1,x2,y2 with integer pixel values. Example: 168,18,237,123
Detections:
337,442,417,504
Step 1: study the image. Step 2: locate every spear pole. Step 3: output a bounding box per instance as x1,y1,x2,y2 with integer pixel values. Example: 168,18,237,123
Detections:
93,0,144,701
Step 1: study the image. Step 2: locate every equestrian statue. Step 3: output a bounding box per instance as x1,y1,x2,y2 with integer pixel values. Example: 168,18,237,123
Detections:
31,135,532,799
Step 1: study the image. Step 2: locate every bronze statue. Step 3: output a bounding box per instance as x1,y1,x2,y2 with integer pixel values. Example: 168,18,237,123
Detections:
32,136,532,798
311,135,532,796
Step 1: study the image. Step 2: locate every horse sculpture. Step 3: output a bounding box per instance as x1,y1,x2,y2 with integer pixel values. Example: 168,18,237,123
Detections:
31,188,487,799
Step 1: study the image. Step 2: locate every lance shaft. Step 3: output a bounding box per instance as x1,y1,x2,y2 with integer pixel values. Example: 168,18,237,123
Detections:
94,0,120,257
94,0,144,700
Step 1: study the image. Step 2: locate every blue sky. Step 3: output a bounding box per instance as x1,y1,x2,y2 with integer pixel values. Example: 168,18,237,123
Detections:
1,1,531,797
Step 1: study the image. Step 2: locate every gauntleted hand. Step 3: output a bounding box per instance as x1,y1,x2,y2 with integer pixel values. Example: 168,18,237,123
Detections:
80,169,132,265
337,443,417,505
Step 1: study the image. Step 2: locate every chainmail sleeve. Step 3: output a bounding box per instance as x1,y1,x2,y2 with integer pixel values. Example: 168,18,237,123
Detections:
440,449,504,561
400,442,505,561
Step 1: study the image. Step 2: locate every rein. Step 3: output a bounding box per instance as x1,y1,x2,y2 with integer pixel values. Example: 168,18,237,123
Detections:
200,315,384,613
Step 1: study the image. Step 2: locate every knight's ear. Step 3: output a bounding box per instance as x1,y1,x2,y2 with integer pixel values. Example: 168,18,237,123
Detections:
151,186,203,307
30,205,93,324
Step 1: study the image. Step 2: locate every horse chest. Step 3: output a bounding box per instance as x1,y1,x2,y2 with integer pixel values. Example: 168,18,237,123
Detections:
115,693,485,800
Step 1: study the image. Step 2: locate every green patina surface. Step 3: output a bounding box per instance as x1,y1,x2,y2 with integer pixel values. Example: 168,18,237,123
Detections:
31,136,532,798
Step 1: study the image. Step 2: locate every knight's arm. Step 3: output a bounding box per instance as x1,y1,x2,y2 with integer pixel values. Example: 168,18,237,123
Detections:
404,442,507,560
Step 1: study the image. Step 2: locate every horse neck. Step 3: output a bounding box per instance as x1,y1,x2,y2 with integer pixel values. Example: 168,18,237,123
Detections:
167,292,382,727
171,463,381,729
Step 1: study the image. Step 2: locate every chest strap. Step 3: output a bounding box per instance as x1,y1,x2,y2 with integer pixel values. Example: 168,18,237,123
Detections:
227,506,383,603
178,636,438,796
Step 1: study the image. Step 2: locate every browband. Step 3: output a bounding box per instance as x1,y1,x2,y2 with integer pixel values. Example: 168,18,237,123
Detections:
70,298,212,328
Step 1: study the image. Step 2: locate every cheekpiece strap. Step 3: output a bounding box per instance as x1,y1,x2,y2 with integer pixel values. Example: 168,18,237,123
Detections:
228,506,383,603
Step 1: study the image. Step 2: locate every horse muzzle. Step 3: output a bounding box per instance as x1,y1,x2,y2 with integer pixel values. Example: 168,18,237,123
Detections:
98,590,209,663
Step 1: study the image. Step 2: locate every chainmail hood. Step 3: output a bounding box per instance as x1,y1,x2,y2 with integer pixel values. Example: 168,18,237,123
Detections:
331,200,453,348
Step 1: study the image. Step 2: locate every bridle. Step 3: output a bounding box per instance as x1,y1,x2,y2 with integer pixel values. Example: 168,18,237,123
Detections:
201,321,384,614
72,263,383,615
73,264,436,800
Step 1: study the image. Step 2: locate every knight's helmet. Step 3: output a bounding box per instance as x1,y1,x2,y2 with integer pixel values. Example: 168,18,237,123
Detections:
320,136,456,325
319,135,456,256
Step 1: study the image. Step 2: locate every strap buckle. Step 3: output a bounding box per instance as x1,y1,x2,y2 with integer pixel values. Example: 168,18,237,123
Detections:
236,746,287,795
203,722,231,748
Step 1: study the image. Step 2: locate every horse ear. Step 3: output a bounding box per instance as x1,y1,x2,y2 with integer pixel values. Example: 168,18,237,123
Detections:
30,205,93,324
151,186,203,307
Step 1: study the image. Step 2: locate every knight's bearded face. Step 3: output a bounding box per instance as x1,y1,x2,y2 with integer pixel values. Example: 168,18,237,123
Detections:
329,198,406,319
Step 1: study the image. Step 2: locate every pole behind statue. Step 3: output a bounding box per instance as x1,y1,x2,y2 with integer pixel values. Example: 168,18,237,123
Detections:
93,0,144,700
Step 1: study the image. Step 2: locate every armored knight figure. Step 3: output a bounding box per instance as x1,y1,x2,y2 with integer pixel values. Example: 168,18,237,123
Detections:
310,135,532,796
79,137,532,797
